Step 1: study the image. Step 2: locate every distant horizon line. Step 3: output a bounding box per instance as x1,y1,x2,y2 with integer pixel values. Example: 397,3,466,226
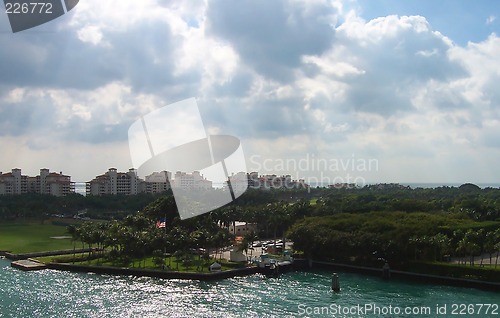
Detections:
72,181,500,188
3,167,498,188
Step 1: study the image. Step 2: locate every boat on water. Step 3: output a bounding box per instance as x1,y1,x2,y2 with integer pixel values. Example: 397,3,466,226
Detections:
257,252,294,277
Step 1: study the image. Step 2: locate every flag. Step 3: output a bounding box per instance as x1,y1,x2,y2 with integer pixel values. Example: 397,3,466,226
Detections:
156,218,166,229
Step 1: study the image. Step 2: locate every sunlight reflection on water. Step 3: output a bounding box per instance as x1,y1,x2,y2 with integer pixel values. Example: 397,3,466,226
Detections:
0,259,498,317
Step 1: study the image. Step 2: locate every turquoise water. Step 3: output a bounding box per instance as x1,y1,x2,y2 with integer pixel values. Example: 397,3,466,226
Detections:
0,259,498,317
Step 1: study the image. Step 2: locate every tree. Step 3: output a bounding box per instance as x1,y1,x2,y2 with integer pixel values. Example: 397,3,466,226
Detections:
461,230,480,266
152,249,165,269
484,230,498,266
430,233,451,262
67,224,78,263
244,231,259,261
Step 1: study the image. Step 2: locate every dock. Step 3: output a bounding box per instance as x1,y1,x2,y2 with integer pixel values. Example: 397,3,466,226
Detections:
11,259,47,271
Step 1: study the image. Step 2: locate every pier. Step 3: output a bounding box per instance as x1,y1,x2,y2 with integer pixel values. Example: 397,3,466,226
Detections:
11,259,47,271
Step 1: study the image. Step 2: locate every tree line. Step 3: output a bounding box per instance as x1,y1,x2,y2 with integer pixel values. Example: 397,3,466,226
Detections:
287,211,500,268
2,183,499,271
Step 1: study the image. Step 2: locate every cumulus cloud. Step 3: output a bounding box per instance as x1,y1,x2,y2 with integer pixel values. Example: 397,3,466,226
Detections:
205,0,338,82
0,0,499,183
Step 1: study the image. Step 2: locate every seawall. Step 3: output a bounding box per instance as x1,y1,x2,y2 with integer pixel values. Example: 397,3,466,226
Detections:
47,263,260,281
4,248,97,261
303,260,500,292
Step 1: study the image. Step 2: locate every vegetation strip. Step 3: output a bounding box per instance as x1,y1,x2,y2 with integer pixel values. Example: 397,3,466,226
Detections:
47,263,259,280
4,248,96,261
1,184,499,290
312,261,500,292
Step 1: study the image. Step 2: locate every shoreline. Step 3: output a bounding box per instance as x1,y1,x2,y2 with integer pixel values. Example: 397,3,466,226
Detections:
46,262,261,280
1,248,96,261
41,260,500,291
297,260,500,292
3,250,499,291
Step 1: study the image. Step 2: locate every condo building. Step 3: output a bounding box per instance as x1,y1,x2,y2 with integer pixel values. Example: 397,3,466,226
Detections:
86,169,174,196
86,168,143,196
0,168,75,196
171,171,212,190
145,171,172,194
235,172,308,190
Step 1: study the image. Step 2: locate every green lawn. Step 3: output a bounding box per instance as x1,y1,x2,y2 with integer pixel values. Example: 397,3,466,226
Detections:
0,220,75,253
38,253,243,272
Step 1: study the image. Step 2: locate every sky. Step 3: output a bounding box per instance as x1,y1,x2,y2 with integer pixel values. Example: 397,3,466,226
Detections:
0,0,499,185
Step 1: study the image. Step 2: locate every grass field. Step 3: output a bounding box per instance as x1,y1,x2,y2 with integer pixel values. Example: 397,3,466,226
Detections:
37,254,243,272
0,220,75,253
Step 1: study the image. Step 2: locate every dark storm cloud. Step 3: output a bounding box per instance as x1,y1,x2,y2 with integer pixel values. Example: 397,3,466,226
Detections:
199,96,310,139
0,16,186,93
0,94,131,144
206,0,337,82
0,29,121,89
0,95,57,137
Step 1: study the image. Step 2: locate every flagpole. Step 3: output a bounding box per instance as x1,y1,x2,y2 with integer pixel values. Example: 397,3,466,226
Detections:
164,213,167,270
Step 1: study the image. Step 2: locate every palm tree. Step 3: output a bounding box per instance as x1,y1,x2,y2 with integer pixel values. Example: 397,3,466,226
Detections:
484,230,497,266
456,238,467,265
409,236,421,261
106,220,121,255
244,231,259,262
493,228,500,269
190,229,209,271
267,203,283,241
431,233,450,262
67,225,78,263
495,241,500,269
461,230,480,266
238,236,250,256
452,229,464,261
476,229,486,266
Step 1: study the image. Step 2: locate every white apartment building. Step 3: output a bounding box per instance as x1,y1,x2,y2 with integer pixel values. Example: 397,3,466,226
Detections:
39,169,75,196
246,172,308,190
87,169,215,196
224,171,249,193
86,168,143,196
226,221,258,236
145,171,171,194
0,168,26,195
172,171,213,190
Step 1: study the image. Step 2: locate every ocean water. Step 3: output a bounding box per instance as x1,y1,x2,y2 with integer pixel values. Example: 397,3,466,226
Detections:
0,259,498,317
74,183,86,196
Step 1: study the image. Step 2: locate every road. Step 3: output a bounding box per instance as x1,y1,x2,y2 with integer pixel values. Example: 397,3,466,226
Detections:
210,241,293,262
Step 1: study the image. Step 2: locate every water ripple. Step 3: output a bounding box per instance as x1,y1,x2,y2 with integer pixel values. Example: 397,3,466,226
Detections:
1,260,498,318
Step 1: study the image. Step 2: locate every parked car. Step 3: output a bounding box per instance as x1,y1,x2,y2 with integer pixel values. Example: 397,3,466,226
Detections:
190,248,206,255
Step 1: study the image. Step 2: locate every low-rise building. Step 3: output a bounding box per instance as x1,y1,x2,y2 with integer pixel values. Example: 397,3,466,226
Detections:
226,221,258,236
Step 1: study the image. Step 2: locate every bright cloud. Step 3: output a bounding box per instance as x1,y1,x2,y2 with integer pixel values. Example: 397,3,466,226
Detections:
0,0,499,183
